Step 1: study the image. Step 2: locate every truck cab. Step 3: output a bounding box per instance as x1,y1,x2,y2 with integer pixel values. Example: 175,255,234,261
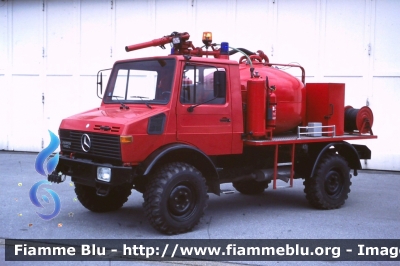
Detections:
54,55,242,233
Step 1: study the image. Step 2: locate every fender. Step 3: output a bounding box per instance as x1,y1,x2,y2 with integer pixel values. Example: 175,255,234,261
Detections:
310,142,363,177
136,143,220,195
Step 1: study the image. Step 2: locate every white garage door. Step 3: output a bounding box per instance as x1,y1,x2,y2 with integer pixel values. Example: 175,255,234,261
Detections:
0,0,399,170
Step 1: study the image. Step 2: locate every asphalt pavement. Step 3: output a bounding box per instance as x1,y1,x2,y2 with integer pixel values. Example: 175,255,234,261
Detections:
1,151,399,265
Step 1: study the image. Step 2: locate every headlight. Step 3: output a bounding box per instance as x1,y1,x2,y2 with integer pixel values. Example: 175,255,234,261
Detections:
97,167,111,182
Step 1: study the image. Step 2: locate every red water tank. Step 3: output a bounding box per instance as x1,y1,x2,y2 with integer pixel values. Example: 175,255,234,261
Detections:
240,62,304,134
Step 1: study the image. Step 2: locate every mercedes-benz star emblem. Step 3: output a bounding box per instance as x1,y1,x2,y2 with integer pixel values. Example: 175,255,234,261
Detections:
81,134,91,152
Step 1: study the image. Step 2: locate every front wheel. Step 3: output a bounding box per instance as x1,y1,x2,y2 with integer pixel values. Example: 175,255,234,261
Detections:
303,153,351,209
143,162,208,235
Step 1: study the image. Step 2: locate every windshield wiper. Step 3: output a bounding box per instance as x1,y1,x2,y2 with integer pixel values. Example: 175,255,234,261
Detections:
187,96,219,112
130,96,152,109
112,96,130,110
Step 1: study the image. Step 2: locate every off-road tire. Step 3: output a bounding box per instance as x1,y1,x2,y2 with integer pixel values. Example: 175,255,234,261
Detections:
303,153,351,209
143,162,208,235
232,179,270,195
74,183,132,212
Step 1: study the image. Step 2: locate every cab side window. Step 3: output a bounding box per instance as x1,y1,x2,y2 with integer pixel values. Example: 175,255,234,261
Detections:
181,65,226,104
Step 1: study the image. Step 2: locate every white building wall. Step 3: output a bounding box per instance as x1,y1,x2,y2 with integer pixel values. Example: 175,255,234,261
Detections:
0,0,399,170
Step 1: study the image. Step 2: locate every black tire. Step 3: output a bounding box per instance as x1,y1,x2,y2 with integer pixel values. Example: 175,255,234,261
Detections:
143,162,208,235
232,179,270,195
74,183,132,212
303,153,351,209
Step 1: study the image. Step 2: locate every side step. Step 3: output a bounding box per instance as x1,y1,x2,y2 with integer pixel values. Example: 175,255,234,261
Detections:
220,189,235,194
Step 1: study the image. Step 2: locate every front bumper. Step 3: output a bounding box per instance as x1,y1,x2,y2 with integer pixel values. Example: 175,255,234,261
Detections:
50,155,134,189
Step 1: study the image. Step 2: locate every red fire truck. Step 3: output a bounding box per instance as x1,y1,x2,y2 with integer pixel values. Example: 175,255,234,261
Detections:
49,32,377,234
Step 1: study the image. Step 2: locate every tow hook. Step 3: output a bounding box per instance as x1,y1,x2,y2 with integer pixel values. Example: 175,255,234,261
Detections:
96,185,110,197
48,172,66,184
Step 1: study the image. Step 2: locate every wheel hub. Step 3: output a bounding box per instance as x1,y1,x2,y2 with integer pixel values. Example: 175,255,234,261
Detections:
168,184,194,216
325,170,342,197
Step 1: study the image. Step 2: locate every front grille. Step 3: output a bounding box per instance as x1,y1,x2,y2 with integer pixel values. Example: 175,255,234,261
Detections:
59,130,121,161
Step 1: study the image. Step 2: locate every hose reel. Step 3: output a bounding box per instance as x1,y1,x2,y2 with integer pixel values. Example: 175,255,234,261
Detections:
344,106,374,134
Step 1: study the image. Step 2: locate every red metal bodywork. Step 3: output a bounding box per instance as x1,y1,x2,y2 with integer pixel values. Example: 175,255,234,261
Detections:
306,83,345,136
53,32,379,236
60,56,246,164
175,58,242,155
60,32,377,166
59,104,173,165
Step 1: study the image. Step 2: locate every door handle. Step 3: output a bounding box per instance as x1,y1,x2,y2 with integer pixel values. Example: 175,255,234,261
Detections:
220,117,231,123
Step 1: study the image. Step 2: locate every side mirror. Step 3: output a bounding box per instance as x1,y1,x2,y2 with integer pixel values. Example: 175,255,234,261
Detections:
97,72,103,99
213,71,226,98
97,68,112,99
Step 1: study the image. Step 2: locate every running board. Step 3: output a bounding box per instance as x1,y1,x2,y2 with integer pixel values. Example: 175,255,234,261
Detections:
220,189,235,194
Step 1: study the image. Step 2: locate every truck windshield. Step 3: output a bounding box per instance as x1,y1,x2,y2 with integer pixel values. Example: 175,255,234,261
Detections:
103,59,176,105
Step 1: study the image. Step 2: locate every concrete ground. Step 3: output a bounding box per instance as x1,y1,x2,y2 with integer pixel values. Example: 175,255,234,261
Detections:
1,151,399,265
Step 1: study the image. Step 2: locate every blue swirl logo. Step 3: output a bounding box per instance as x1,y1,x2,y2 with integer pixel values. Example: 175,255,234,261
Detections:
31,130,61,220
35,130,60,176
29,180,61,220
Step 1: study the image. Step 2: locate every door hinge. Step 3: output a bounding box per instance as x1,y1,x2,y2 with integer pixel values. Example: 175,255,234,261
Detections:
41,138,44,149
368,43,371,56
110,47,113,57
111,0,113,9
42,0,45,11
42,93,45,104
42,47,45,58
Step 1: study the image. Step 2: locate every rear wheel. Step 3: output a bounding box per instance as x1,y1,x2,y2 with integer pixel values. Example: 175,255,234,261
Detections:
143,162,208,234
304,153,351,209
74,183,132,212
232,179,270,195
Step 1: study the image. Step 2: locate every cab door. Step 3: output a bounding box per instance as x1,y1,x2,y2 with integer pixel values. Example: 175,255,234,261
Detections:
176,63,232,155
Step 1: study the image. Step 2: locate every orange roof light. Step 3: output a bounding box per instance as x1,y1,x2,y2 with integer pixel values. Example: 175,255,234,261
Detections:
202,32,212,47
